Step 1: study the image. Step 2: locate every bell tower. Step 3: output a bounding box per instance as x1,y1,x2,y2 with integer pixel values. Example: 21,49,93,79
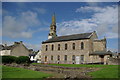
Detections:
48,13,57,39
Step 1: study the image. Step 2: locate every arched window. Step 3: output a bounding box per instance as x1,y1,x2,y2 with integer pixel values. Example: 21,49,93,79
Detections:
51,44,54,51
81,42,84,49
65,43,67,50
64,55,67,61
58,55,60,61
73,43,75,50
72,55,75,61
46,45,48,51
51,55,53,60
58,44,60,50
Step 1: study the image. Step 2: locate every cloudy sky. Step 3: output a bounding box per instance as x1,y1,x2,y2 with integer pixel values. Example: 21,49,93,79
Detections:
2,2,118,52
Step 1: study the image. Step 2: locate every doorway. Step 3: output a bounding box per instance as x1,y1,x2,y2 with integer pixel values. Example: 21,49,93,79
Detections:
75,56,80,64
100,55,104,63
45,56,47,62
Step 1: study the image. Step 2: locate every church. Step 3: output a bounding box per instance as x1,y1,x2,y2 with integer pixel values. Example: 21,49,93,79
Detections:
41,14,112,64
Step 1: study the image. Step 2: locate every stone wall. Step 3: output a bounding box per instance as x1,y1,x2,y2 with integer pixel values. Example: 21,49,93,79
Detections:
107,57,120,65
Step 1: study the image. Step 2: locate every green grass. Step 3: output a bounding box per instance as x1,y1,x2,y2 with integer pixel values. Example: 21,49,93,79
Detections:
2,65,52,79
88,65,119,78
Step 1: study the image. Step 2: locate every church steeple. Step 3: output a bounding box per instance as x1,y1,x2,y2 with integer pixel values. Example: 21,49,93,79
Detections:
48,13,57,39
52,13,56,25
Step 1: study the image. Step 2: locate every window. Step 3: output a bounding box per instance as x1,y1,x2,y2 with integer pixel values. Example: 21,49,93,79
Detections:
64,55,67,61
58,44,60,50
81,55,84,61
72,55,75,61
65,43,67,50
58,55,60,61
81,42,84,49
51,55,53,60
73,43,75,50
51,44,54,51
46,45,48,51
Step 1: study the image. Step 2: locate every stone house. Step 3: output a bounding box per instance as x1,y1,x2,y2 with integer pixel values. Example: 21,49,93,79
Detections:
41,14,112,64
0,41,31,57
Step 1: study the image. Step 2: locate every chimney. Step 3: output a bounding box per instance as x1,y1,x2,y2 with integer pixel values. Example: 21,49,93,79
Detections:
4,44,7,47
20,41,23,44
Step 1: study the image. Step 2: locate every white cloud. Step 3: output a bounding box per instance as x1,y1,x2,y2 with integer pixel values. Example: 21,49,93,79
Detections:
57,5,118,39
34,8,46,14
3,11,40,38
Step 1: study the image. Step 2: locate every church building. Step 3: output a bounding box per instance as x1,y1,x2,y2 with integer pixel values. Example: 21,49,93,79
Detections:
41,14,112,64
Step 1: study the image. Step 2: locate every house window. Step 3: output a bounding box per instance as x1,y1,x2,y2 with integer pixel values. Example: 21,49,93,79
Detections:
64,55,67,61
58,44,60,50
73,43,75,50
51,55,53,60
51,44,54,51
58,55,60,61
65,43,67,50
81,42,84,50
81,55,84,61
46,45,48,51
72,55,75,61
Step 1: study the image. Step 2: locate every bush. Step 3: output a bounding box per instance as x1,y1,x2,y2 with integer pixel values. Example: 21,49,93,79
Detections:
16,56,30,64
2,56,17,64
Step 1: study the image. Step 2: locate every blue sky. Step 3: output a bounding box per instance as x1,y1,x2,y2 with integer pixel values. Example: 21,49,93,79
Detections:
2,2,118,52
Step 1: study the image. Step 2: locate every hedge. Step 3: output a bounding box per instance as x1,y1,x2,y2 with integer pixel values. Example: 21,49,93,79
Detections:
16,56,30,64
2,56,17,63
2,56,30,64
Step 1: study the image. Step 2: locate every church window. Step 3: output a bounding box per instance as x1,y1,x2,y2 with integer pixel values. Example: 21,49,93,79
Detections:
58,55,60,61
51,44,54,51
81,55,84,61
58,44,60,50
72,55,75,61
64,55,67,61
65,43,67,50
73,43,75,50
46,45,48,51
51,55,53,60
81,42,84,50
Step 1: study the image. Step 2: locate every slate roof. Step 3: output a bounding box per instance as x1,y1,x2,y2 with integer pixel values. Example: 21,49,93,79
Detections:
42,32,93,43
1,42,20,50
90,51,113,55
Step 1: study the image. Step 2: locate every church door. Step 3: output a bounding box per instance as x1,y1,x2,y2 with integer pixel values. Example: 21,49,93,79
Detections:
75,56,80,64
45,56,47,62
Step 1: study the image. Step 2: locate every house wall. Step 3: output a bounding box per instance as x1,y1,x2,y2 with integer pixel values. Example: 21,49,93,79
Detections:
11,43,30,57
0,50,11,56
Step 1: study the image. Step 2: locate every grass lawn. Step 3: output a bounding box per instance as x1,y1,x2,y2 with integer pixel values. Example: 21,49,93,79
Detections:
2,65,52,79
32,63,119,78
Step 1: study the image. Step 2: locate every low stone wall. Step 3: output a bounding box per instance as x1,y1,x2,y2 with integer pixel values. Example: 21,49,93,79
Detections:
107,58,120,65
3,63,99,79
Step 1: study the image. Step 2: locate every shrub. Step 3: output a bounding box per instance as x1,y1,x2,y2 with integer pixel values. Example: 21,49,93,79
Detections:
16,56,30,64
2,56,17,64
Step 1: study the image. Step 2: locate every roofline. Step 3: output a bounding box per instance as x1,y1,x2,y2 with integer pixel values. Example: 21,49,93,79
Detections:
42,38,90,44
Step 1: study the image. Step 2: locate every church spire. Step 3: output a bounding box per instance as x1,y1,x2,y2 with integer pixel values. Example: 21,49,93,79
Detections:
48,13,57,39
52,13,56,25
